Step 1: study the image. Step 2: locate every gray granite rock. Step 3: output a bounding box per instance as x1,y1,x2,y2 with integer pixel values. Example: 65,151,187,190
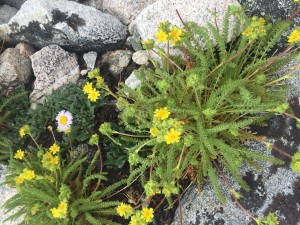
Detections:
68,0,103,10
125,71,141,90
132,50,148,65
15,42,36,57
0,0,127,52
30,45,80,107
102,0,157,25
171,140,300,225
0,0,27,9
0,5,18,25
100,50,132,77
0,165,23,225
126,33,143,52
239,0,300,24
0,46,33,87
83,51,97,70
135,0,240,42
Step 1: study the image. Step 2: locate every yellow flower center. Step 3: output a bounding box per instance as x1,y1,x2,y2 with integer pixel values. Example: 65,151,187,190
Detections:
59,115,68,126
165,128,181,144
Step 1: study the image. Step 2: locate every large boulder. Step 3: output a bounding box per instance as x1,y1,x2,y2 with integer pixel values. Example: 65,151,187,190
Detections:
0,5,18,25
102,0,157,25
0,0,127,52
68,0,103,10
0,0,27,9
135,0,240,42
30,45,80,107
0,43,34,87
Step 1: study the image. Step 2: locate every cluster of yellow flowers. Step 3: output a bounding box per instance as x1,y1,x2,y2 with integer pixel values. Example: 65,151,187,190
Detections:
156,22,184,45
82,68,106,102
19,124,30,138
83,81,101,102
42,153,58,171
116,203,154,225
242,16,266,41
150,107,183,145
50,200,68,219
15,168,35,185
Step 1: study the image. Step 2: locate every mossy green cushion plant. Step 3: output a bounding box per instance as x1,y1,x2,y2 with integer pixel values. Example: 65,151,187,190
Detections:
98,5,300,223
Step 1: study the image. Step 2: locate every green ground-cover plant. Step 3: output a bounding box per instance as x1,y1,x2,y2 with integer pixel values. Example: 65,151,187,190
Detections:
95,5,300,225
0,85,28,163
2,117,125,225
21,83,105,143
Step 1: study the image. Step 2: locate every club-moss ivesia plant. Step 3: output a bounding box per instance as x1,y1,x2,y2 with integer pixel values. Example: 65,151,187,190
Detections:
2,114,125,225
97,5,300,224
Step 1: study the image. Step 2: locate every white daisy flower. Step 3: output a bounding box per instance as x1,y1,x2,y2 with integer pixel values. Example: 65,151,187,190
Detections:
56,110,73,132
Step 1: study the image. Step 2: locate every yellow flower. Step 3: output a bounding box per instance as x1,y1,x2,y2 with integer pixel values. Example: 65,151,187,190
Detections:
50,208,60,218
165,128,181,144
15,174,24,185
49,143,60,154
23,169,35,180
259,18,265,26
58,201,68,214
19,125,30,138
242,27,253,38
51,201,68,219
129,215,139,225
154,107,170,120
169,26,183,45
44,152,53,160
96,75,105,88
83,82,93,94
141,208,154,223
150,127,159,137
295,0,299,2
14,150,25,160
88,88,100,102
156,29,168,43
64,127,71,134
288,29,300,43
116,203,134,218
50,156,59,165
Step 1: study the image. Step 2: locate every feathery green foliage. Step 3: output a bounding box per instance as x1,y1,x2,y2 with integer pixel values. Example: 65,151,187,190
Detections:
2,130,125,225
100,6,298,205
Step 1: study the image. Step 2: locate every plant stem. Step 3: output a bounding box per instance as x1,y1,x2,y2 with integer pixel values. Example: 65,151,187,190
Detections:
167,40,170,73
97,144,103,173
288,7,300,20
149,144,157,180
271,145,292,158
154,197,166,211
67,133,73,152
182,45,191,70
264,72,296,86
284,112,299,121
150,48,183,71
207,42,251,77
212,160,258,222
178,192,183,225
176,9,186,26
247,45,292,79
113,131,149,138
29,134,39,148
